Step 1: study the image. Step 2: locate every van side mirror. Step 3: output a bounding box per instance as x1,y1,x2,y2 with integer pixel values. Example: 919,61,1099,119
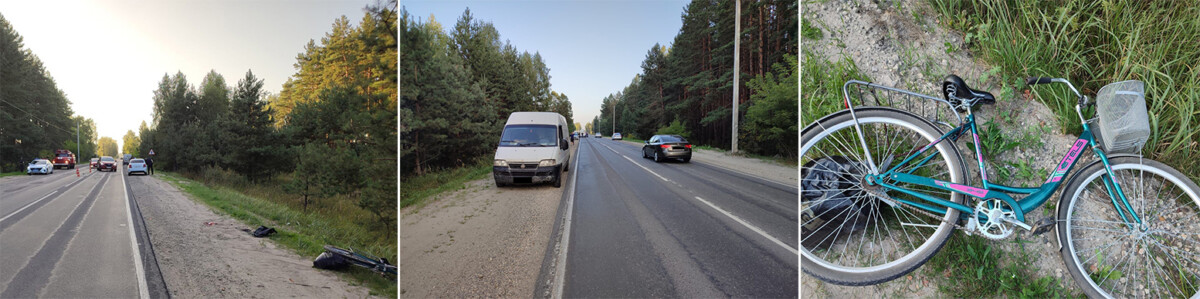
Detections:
560,140,568,150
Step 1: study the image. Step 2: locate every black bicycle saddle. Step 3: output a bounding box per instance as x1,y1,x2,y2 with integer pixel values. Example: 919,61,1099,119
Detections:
942,75,996,110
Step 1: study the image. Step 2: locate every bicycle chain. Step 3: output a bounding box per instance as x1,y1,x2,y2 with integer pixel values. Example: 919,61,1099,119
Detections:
862,186,973,233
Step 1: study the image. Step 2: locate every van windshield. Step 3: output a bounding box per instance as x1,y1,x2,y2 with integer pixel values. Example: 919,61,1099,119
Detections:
499,125,558,147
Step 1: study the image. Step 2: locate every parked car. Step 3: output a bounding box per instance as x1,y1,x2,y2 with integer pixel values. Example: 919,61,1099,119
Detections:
26,159,53,175
612,133,623,140
493,112,572,188
52,149,75,169
98,156,117,172
90,158,100,169
123,154,132,165
595,133,602,138
642,135,692,162
127,158,148,175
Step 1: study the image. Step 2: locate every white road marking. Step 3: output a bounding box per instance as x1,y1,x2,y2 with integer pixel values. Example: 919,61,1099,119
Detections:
694,196,797,255
0,190,58,222
600,144,670,182
121,171,150,299
552,142,581,299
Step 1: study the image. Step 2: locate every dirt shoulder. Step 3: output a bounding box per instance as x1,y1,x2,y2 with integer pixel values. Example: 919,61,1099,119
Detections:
399,143,577,297
127,175,377,298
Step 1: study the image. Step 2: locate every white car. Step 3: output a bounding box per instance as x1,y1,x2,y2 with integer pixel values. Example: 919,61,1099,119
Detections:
493,112,572,188
127,158,148,175
26,159,53,175
612,133,623,140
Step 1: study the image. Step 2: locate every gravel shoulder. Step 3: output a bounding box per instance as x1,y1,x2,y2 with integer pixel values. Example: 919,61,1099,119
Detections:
127,174,377,298
399,144,576,297
803,0,1081,297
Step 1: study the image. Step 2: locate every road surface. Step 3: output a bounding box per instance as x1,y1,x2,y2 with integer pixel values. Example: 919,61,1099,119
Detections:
547,137,799,297
0,165,163,298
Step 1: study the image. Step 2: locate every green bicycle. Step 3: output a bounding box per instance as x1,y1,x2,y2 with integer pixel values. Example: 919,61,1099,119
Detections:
801,75,1200,298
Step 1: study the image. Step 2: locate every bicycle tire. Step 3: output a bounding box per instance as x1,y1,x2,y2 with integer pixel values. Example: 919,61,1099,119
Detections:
1057,157,1200,298
801,107,966,286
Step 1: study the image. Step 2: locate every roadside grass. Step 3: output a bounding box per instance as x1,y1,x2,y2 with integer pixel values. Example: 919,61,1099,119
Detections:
0,171,24,178
924,234,1082,298
800,49,868,126
157,171,397,298
400,158,491,210
929,0,1200,183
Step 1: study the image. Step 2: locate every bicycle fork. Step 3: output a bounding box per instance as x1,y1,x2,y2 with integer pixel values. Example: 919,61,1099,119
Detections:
1095,149,1144,230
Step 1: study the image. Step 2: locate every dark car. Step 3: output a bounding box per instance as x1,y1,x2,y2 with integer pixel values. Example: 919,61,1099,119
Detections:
98,156,118,172
642,135,692,162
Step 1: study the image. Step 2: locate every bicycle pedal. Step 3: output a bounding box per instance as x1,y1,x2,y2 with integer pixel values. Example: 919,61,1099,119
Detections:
1030,217,1056,235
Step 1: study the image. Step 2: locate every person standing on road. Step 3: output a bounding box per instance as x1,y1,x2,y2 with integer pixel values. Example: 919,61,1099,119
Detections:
146,157,154,175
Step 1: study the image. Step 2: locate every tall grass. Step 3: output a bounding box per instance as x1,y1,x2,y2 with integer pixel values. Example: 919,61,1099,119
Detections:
929,0,1200,182
400,158,491,210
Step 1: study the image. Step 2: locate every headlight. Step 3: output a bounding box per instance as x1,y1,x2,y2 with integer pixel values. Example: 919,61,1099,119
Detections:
539,159,556,167
493,160,508,167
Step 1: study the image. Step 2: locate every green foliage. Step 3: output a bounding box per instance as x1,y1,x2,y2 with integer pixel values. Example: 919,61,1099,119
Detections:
742,54,798,160
400,158,491,209
97,137,119,157
801,50,869,125
655,119,691,139
925,234,1081,298
597,0,798,153
122,130,140,156
222,70,291,180
801,18,822,40
929,0,1200,183
0,14,89,171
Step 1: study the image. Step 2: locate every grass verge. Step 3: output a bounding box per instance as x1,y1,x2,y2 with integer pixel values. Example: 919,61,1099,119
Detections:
924,234,1082,298
400,159,491,210
929,0,1200,183
0,171,24,178
157,171,397,298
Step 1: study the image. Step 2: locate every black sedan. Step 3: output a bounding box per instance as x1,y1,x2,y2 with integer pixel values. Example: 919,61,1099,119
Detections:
641,135,692,163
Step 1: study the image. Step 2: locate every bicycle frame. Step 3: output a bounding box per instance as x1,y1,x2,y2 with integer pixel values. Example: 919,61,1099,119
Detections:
868,108,1142,227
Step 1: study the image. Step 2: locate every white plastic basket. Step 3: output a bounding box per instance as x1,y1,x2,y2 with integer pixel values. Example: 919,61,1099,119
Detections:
1095,80,1150,154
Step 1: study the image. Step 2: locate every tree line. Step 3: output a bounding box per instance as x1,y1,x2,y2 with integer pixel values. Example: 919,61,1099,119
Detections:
593,0,798,160
400,7,575,176
0,14,101,171
138,2,397,225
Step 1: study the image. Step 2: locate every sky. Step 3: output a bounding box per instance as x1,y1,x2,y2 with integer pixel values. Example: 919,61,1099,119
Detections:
401,0,690,131
1,0,378,152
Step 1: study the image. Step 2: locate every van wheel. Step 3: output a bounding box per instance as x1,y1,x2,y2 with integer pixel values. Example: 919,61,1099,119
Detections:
494,178,505,187
552,171,562,188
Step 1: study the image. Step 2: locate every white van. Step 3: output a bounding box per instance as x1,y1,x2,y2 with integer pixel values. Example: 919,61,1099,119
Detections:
493,112,572,187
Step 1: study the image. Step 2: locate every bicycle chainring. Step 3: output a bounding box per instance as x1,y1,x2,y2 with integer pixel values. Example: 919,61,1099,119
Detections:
973,199,1017,240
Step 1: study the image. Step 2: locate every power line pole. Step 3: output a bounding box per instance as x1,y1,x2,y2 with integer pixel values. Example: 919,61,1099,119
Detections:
731,0,741,153
76,119,79,161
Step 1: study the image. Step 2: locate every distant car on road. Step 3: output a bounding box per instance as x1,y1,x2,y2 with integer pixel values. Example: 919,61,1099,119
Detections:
127,158,148,175
642,135,692,163
123,154,132,165
90,158,100,169
612,133,623,140
26,159,53,175
595,133,602,138
98,156,118,172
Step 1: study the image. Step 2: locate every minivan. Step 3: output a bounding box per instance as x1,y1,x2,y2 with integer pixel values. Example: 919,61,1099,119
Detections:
493,112,572,187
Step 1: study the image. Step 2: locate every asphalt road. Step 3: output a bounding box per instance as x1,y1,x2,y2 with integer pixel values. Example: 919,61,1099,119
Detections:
0,164,161,298
554,137,798,297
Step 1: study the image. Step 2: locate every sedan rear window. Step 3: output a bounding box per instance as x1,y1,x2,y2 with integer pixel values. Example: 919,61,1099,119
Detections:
131,159,145,163
659,136,686,143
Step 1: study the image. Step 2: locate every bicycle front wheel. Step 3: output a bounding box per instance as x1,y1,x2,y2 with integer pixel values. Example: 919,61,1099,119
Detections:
1058,157,1200,298
801,107,966,286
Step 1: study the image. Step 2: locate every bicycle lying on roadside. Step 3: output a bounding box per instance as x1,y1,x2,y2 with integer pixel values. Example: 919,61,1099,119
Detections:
801,74,1200,298
322,245,397,276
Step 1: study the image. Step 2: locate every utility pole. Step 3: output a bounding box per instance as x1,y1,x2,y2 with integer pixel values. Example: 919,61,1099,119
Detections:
611,99,615,135
731,0,741,153
76,119,79,160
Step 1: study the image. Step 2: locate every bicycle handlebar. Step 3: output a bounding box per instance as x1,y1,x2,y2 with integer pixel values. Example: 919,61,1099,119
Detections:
1025,77,1054,85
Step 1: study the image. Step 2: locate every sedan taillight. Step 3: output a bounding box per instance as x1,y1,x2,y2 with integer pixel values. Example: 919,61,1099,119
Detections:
660,144,671,149
685,144,692,148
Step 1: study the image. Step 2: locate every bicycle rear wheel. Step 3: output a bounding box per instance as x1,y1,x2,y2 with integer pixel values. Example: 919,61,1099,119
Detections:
1058,157,1200,298
801,107,966,286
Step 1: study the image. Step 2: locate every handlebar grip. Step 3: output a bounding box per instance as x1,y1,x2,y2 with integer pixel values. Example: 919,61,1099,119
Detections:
1026,77,1054,85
